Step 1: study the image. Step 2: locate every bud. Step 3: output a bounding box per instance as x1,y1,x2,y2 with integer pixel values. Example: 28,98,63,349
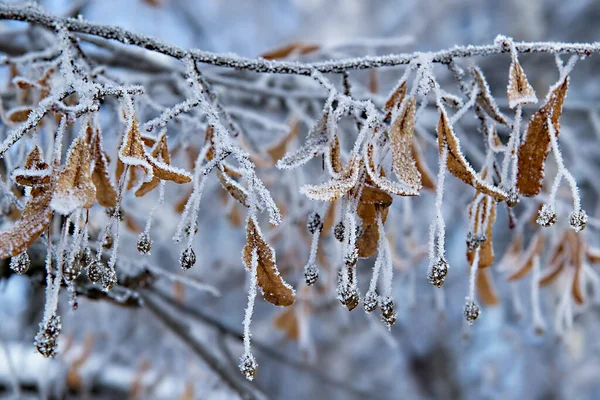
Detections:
239,353,258,381
304,263,319,286
428,258,449,288
87,259,103,283
380,296,397,327
180,247,196,270
569,209,588,232
10,252,30,274
464,300,480,324
536,204,557,227
34,314,62,358
137,233,152,254
363,291,379,313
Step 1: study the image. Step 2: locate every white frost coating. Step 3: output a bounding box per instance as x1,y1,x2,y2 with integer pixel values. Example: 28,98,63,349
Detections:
449,86,479,126
377,215,394,297
554,268,575,337
143,181,166,235
243,248,259,355
500,105,522,187
548,117,581,212
468,247,480,303
368,214,386,294
434,144,448,257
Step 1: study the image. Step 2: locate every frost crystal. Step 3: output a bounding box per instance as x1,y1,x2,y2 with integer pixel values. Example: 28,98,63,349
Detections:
34,314,62,358
137,233,152,254
10,252,30,274
239,353,258,381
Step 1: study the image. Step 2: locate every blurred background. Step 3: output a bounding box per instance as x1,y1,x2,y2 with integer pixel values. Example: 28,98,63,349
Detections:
1,0,600,399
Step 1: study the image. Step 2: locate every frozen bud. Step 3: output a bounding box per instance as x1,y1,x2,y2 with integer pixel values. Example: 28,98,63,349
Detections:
63,259,81,283
304,263,319,286
102,269,117,291
363,291,379,313
466,232,479,251
380,297,397,328
307,212,323,234
464,300,480,324
340,288,360,311
78,248,92,270
569,210,588,233
87,259,103,283
180,247,196,270
506,188,520,208
10,252,30,274
137,233,152,254
428,258,449,288
334,222,345,242
102,233,114,249
34,315,61,358
536,204,557,227
239,353,258,381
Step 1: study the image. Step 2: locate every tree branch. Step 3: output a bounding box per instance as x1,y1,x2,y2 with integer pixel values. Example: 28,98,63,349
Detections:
0,4,599,76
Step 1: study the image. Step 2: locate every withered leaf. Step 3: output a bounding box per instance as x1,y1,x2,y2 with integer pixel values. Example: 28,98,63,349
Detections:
567,231,585,304
90,127,117,208
243,217,295,306
301,154,362,202
260,42,319,60
267,121,298,163
467,198,496,268
118,117,152,175
6,106,32,123
328,136,343,174
411,139,435,190
365,144,419,196
507,232,544,281
437,108,507,201
277,112,329,170
51,137,96,214
13,146,51,186
216,166,249,207
476,268,499,306
0,188,53,259
516,77,568,197
384,81,407,119
390,96,422,192
471,67,509,125
356,185,392,258
507,58,537,109
135,134,170,197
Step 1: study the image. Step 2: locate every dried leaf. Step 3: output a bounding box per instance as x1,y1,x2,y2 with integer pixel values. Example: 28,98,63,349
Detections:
356,186,392,258
90,128,117,208
507,58,537,108
273,307,299,340
384,82,407,119
471,67,509,125
390,96,421,191
587,247,600,263
467,199,496,268
507,232,544,281
118,117,152,175
0,188,53,258
216,166,249,207
12,146,51,186
6,106,32,123
51,137,96,214
365,144,419,196
277,112,329,170
411,139,435,190
300,154,362,202
567,231,585,304
437,109,507,200
476,268,499,306
328,136,343,174
261,42,319,60
243,217,295,306
267,121,298,163
516,77,569,197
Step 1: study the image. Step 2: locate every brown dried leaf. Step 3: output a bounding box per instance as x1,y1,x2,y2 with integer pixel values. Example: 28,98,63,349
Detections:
301,154,362,202
243,217,295,306
567,231,585,304
356,186,392,258
273,307,299,340
476,268,499,306
587,247,600,263
13,146,51,186
472,67,509,125
467,199,497,268
51,137,96,214
216,166,249,207
507,58,537,108
328,136,343,174
267,121,298,163
516,77,569,197
0,188,53,258
384,82,407,118
507,232,544,281
411,139,435,190
365,144,419,196
437,109,507,200
322,201,337,235
390,96,421,191
6,106,32,123
118,118,152,175
90,128,117,208
261,42,319,60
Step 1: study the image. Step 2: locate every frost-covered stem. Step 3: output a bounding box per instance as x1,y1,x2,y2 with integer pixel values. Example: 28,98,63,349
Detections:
377,214,394,297
143,181,166,235
2,5,599,74
243,249,259,355
548,118,581,212
531,255,546,333
307,228,321,266
434,145,448,257
501,105,522,187
468,247,480,302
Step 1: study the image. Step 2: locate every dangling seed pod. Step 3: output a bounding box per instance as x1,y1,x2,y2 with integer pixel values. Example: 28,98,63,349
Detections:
363,291,379,313
466,232,479,251
380,296,397,328
304,263,319,286
334,222,345,242
239,353,258,381
428,258,449,288
307,212,323,235
464,300,480,324
506,188,520,208
102,233,114,249
79,248,92,270
34,314,61,358
63,259,81,283
137,233,152,254
10,252,30,274
536,204,557,227
102,268,117,291
180,247,196,270
569,210,588,232
87,259,103,283
340,287,360,311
